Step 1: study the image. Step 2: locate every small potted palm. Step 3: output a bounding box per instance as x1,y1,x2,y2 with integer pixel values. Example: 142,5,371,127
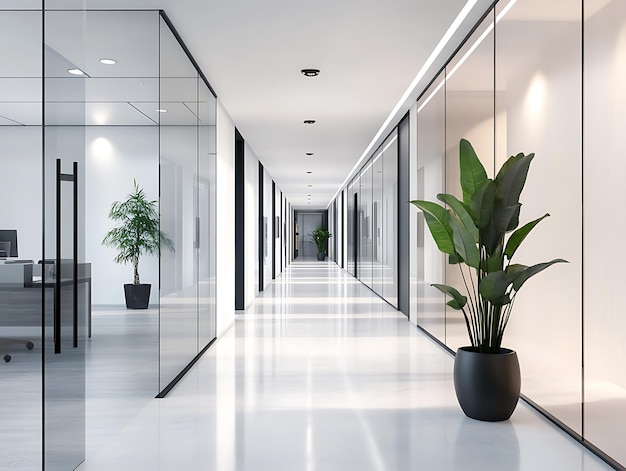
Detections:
310,227,332,261
410,139,566,421
102,181,173,309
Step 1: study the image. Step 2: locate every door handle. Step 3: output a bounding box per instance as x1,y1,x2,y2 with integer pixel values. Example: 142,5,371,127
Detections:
54,159,78,354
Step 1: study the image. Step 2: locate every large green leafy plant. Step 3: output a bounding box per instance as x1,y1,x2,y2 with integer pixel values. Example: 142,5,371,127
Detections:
102,181,173,285
410,139,566,353
310,227,332,253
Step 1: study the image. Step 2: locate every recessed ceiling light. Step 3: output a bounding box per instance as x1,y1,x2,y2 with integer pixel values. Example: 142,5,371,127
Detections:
306,171,312,174
308,184,312,187
157,109,168,113
303,120,316,125
68,68,85,76
99,58,117,65
301,68,320,77
306,152,314,156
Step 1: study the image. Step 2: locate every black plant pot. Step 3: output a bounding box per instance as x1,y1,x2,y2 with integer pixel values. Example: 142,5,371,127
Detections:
316,252,325,261
454,346,521,422
124,283,151,309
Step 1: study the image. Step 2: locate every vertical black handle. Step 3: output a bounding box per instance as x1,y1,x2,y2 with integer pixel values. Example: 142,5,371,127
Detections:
73,162,78,349
54,159,79,354
54,159,62,354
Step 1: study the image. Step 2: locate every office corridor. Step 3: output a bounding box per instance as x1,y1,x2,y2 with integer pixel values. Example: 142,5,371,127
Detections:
79,260,611,471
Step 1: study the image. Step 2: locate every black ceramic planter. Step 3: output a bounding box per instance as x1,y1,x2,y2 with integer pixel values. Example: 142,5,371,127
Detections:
124,283,151,309
316,252,325,261
453,346,521,422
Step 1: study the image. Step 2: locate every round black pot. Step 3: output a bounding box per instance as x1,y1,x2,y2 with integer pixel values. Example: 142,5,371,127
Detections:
124,283,151,309
453,346,521,422
316,252,325,261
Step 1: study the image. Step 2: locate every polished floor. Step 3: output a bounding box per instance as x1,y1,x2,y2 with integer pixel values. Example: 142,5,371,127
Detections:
78,260,612,471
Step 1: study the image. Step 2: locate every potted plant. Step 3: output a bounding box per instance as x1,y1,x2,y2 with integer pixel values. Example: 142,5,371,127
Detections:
410,139,566,421
102,181,173,309
310,227,332,261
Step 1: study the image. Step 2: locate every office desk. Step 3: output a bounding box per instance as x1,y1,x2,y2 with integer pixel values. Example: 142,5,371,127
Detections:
0,262,92,337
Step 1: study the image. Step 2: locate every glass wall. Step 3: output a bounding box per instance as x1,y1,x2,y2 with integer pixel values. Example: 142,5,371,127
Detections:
360,164,373,288
415,75,446,343
0,8,218,468
382,131,398,306
159,15,217,391
336,129,400,307
584,0,626,464
495,0,582,434
413,0,626,466
445,12,495,352
0,10,43,470
372,151,384,295
346,178,357,276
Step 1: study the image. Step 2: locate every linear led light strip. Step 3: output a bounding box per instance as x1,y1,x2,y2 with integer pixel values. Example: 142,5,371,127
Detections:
417,0,518,114
330,0,479,205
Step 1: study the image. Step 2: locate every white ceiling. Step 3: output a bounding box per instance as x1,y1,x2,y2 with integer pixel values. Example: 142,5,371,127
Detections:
5,0,497,208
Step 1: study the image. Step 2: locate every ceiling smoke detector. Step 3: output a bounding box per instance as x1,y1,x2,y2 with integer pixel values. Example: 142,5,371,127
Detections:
301,68,320,77
303,120,316,125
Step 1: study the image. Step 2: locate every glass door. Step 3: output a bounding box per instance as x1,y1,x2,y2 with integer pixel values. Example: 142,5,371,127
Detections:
43,15,87,469
0,9,43,470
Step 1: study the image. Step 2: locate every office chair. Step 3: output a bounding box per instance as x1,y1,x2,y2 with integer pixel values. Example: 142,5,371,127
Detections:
2,260,36,362
2,339,34,362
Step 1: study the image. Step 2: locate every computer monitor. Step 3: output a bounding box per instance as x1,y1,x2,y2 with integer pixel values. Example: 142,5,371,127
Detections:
0,230,18,257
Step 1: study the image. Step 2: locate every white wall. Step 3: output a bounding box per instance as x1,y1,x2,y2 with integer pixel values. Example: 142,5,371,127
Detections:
216,101,236,335
85,126,159,305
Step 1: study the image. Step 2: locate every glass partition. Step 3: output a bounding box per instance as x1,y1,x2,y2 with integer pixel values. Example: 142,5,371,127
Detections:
198,82,217,347
346,178,357,276
0,10,43,470
496,0,583,434
159,16,200,390
382,130,398,307
360,165,373,288
413,0,592,461
584,0,626,462
415,75,446,343
44,10,89,470
444,11,495,352
1,8,218,468
372,151,384,295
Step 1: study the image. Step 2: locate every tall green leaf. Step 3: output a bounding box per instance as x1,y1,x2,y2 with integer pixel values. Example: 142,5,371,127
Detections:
493,203,521,235
449,216,480,269
495,152,534,206
479,271,512,306
460,138,488,206
438,193,478,242
504,213,550,260
470,179,496,229
511,259,568,292
506,264,527,283
432,283,467,310
410,200,455,255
